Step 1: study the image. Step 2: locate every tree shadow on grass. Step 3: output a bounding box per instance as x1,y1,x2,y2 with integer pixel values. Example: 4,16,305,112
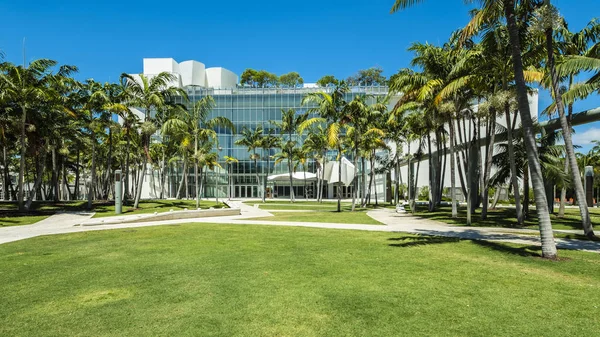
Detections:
471,240,542,258
387,235,461,248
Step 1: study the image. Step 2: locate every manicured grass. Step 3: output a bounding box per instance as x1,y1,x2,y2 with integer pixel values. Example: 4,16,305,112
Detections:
0,201,87,212
1,224,600,336
409,205,600,231
92,200,226,218
0,201,88,227
250,211,383,225
0,215,49,227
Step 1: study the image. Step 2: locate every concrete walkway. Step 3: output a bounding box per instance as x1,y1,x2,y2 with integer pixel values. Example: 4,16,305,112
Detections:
367,209,600,253
1,202,599,253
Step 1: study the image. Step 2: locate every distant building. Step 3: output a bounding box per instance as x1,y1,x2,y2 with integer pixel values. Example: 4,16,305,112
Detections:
125,58,390,200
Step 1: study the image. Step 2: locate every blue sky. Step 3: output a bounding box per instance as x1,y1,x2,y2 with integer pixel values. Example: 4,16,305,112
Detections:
1,0,599,150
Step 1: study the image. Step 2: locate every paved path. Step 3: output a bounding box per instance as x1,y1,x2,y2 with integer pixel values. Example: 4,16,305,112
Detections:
1,202,599,253
367,209,600,253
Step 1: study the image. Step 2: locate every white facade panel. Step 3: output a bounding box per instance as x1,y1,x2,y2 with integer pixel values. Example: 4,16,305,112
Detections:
206,67,238,89
179,60,206,87
143,58,179,75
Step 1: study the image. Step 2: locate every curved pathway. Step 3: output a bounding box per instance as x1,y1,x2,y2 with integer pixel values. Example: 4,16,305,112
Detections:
1,202,599,253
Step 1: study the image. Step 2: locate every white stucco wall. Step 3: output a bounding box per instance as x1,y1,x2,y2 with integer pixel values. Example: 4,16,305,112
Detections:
206,67,238,89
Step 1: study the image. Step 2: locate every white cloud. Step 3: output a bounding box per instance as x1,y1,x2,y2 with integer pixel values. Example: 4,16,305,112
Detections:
572,127,600,146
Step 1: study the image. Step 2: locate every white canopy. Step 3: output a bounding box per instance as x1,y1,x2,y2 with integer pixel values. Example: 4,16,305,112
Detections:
267,172,318,182
324,157,355,186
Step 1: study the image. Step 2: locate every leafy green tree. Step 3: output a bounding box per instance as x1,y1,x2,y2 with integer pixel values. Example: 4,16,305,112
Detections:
347,67,387,86
316,75,338,88
279,72,304,88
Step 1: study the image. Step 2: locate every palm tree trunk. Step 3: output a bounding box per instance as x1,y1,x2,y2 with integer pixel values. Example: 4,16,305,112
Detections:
361,157,367,207
133,132,148,208
321,151,327,202
199,167,204,203
124,128,130,201
352,143,358,211
17,105,27,211
25,151,46,209
176,158,187,199
303,165,307,201
2,145,9,200
366,155,375,206
523,163,530,220
337,147,342,212
545,20,594,237
52,144,59,202
558,158,568,217
87,132,96,210
505,104,523,225
482,111,497,220
74,150,80,200
450,119,457,218
439,139,447,206
413,153,421,213
263,152,269,203
505,0,557,258
195,134,199,208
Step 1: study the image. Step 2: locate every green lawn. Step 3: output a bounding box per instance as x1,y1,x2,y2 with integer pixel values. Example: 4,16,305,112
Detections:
92,200,226,218
0,215,49,227
0,201,88,227
250,211,383,225
409,205,600,231
0,201,87,212
0,200,226,224
1,224,600,336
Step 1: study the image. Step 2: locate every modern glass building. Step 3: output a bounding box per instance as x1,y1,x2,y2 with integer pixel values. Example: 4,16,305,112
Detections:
128,58,390,199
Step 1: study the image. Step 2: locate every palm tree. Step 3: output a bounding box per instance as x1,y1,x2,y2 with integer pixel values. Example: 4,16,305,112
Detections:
271,109,308,203
301,80,350,212
235,126,264,199
0,59,59,210
531,1,595,238
297,144,312,200
120,72,187,208
260,129,280,202
303,125,329,202
162,96,233,208
224,155,238,199
346,95,387,210
390,0,558,259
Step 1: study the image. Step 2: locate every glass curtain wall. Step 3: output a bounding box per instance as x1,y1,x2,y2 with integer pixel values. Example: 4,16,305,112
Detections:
168,86,388,199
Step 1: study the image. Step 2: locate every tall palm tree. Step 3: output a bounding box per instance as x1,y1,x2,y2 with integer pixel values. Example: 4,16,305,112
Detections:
260,129,280,202
390,0,558,259
346,95,387,210
303,125,329,202
532,1,595,238
0,59,59,210
120,72,187,208
162,96,233,208
271,109,308,203
235,126,264,199
301,80,350,212
224,155,238,199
